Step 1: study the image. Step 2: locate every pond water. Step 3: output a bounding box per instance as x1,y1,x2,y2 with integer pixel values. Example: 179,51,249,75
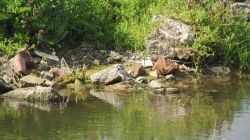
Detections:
1,78,250,140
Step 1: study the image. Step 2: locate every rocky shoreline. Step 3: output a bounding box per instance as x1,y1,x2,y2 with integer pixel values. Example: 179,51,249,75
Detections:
2,9,248,102
0,46,232,103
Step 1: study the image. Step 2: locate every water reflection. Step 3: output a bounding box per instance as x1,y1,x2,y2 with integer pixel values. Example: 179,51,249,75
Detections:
147,94,189,119
0,78,250,140
1,98,52,112
89,89,129,109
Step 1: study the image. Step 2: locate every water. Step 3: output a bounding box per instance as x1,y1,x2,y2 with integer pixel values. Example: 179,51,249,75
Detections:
1,78,250,140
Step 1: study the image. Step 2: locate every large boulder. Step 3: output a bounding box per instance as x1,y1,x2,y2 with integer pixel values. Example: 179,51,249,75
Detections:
147,15,195,60
1,86,62,102
90,64,130,85
152,56,179,76
0,79,12,94
9,49,35,75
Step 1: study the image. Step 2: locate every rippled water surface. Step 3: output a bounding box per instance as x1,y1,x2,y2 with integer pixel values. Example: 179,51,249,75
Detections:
1,78,250,140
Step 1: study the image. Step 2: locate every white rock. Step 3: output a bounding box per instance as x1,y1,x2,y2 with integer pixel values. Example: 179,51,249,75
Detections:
166,74,175,80
136,77,148,83
34,50,59,61
149,80,163,89
138,57,153,68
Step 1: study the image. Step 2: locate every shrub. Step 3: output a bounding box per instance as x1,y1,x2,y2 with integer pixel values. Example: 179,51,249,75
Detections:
159,0,250,71
0,0,249,71
0,39,31,56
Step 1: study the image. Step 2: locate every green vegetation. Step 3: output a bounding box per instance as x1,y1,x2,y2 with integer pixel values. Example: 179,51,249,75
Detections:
0,39,31,56
0,0,249,71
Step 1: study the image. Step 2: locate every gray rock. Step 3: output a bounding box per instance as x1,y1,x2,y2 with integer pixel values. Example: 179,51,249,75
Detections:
136,77,148,83
165,88,180,94
9,49,35,75
34,50,59,61
20,75,45,87
117,69,131,79
90,64,130,85
147,15,194,60
149,80,163,89
0,79,12,94
1,86,62,102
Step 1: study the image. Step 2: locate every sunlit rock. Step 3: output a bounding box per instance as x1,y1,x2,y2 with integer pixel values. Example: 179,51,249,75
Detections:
20,75,45,87
9,49,35,75
90,64,130,85
137,57,154,68
1,86,62,102
147,15,195,60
